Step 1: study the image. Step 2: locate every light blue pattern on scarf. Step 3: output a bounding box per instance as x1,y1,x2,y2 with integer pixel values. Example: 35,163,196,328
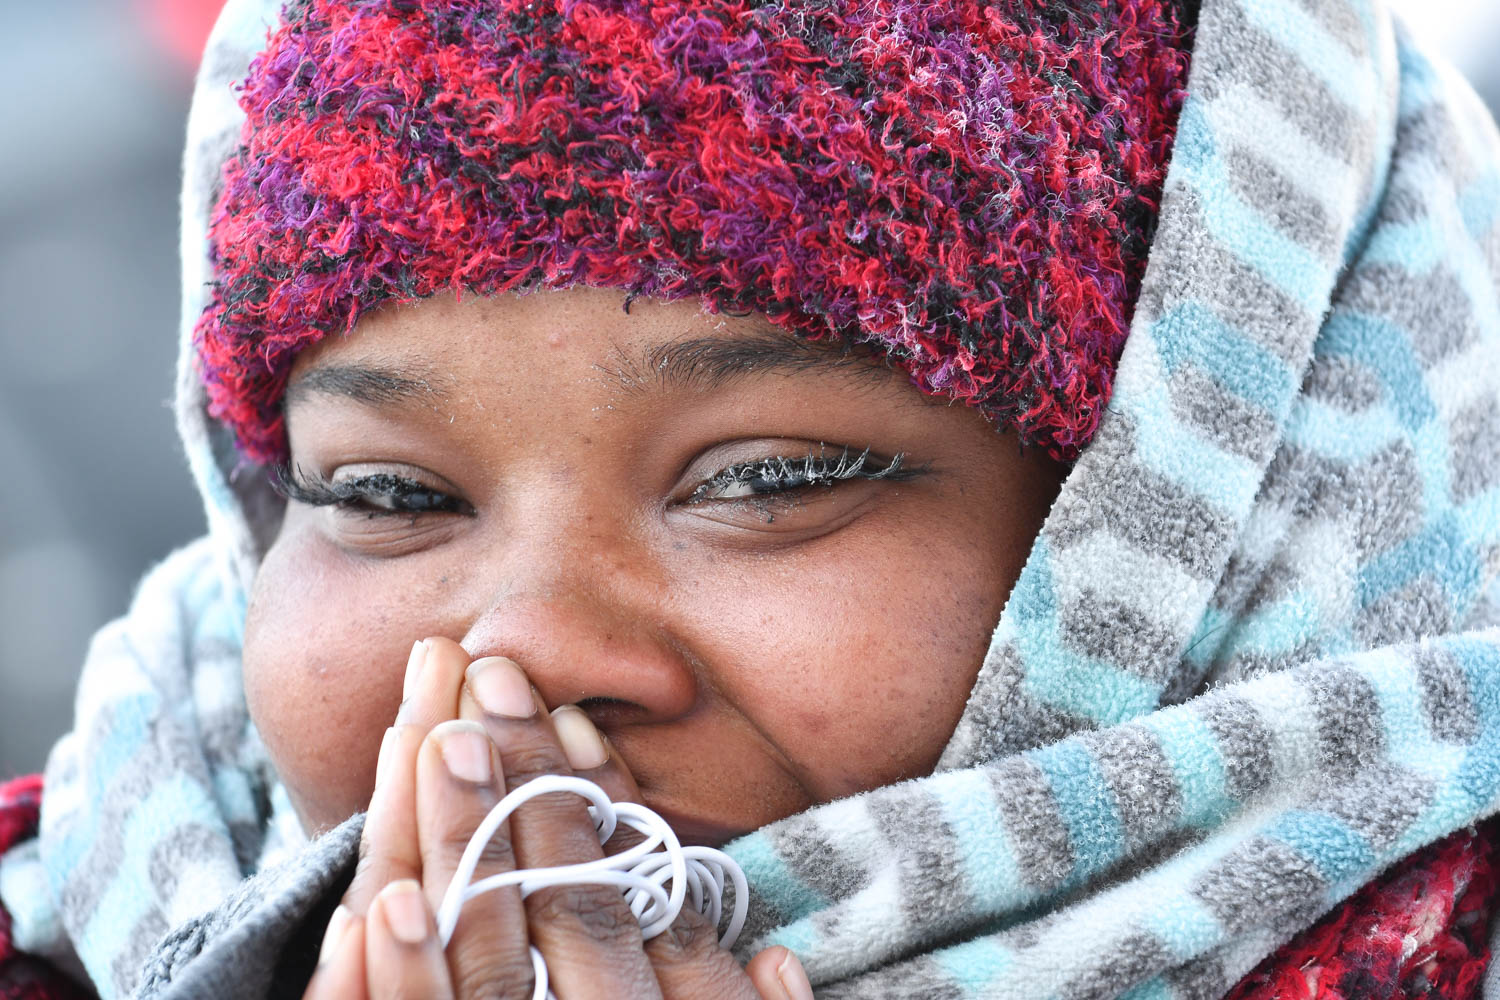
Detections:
2,0,1499,998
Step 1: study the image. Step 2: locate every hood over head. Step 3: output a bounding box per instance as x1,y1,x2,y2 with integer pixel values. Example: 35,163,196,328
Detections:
5,0,1500,998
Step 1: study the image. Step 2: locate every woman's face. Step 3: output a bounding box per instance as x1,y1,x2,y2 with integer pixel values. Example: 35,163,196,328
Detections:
243,287,1063,842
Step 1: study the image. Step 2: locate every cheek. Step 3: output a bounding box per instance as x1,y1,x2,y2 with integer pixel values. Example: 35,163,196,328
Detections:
694,515,1006,801
242,521,452,831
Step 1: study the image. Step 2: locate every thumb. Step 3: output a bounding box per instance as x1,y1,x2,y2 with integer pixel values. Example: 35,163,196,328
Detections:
746,946,815,1000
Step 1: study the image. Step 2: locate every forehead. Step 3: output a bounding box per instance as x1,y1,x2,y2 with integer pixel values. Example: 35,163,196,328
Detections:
284,288,897,411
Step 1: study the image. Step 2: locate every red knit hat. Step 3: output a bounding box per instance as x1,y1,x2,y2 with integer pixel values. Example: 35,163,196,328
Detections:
197,0,1193,464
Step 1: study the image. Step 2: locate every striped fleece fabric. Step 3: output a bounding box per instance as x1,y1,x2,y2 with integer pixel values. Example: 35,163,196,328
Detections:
2,0,1500,998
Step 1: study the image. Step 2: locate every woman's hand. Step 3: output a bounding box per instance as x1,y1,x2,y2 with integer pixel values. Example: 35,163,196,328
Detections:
301,637,812,1000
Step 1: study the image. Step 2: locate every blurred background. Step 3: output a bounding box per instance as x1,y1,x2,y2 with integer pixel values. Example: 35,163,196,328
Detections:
2,0,1499,778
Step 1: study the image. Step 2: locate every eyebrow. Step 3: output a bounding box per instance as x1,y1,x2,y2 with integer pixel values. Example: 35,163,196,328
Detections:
282,331,894,409
283,363,447,409
607,330,893,394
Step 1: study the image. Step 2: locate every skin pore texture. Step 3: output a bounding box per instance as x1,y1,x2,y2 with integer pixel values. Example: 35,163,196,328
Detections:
242,286,1065,845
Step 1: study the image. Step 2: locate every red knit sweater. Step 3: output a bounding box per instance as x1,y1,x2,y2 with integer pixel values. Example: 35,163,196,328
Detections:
1,774,1495,999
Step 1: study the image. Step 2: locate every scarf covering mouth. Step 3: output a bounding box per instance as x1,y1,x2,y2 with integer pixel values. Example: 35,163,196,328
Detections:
3,0,1500,997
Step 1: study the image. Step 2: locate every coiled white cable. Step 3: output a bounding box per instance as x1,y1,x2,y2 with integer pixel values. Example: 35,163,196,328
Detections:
435,775,748,1000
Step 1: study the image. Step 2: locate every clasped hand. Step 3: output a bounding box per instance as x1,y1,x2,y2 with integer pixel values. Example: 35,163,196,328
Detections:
302,637,811,1000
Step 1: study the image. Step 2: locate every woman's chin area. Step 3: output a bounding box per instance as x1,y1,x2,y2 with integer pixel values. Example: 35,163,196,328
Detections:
241,287,1065,843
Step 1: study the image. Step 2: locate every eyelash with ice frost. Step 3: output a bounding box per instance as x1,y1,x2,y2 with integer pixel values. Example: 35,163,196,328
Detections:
687,447,920,502
271,445,920,519
271,465,475,517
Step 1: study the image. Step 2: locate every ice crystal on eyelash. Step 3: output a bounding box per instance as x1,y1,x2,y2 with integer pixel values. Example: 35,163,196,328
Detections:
690,445,911,502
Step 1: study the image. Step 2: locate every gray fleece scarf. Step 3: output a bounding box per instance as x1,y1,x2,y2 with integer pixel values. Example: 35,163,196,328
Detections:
4,0,1500,997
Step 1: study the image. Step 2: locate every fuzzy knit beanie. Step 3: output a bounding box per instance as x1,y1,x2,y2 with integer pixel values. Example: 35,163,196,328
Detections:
196,0,1194,464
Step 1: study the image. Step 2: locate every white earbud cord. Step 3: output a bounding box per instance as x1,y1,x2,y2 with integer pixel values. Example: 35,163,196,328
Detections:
435,774,749,1000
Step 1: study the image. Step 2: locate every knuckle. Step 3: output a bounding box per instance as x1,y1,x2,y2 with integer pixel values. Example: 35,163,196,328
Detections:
693,961,749,998
658,906,723,959
497,739,567,787
520,789,592,833
349,849,379,883
448,937,535,1000
473,829,517,870
528,885,642,947
656,944,746,1000
344,850,384,899
438,822,514,870
602,826,648,856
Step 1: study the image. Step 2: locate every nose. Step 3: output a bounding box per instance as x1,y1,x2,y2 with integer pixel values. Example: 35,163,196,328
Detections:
457,536,699,724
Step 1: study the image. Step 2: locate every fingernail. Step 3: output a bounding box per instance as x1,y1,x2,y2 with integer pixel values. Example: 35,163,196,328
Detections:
402,639,428,702
319,905,352,966
466,657,537,719
778,950,814,1000
436,721,492,783
379,879,429,946
375,726,397,787
553,706,608,770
